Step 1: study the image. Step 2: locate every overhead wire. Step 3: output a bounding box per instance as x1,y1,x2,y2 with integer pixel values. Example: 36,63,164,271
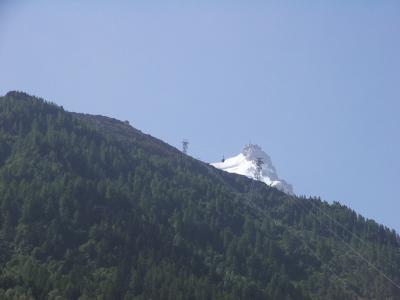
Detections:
309,201,400,290
303,196,400,255
245,165,360,297
246,159,400,294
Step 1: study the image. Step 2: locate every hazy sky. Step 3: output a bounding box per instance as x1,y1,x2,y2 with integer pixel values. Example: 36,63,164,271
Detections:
1,1,399,232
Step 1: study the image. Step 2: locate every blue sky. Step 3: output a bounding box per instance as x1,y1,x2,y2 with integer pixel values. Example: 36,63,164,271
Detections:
1,1,399,232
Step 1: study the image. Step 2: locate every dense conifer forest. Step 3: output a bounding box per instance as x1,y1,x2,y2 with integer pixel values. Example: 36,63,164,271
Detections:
0,91,399,299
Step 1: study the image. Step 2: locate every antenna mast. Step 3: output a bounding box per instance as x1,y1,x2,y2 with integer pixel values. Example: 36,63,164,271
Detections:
254,157,264,180
182,139,189,154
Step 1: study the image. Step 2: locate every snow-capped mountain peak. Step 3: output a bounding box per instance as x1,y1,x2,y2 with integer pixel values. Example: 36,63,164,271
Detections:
211,144,294,194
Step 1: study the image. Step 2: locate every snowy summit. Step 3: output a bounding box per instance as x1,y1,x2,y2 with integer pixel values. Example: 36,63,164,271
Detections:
211,144,294,194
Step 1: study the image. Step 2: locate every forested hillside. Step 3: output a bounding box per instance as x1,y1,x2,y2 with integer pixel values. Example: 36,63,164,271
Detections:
0,91,399,300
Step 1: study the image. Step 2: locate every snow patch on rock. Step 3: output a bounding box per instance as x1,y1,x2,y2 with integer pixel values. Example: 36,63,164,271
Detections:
211,144,294,194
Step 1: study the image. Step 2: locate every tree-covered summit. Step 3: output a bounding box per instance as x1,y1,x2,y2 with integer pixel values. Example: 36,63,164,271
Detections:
0,92,399,299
